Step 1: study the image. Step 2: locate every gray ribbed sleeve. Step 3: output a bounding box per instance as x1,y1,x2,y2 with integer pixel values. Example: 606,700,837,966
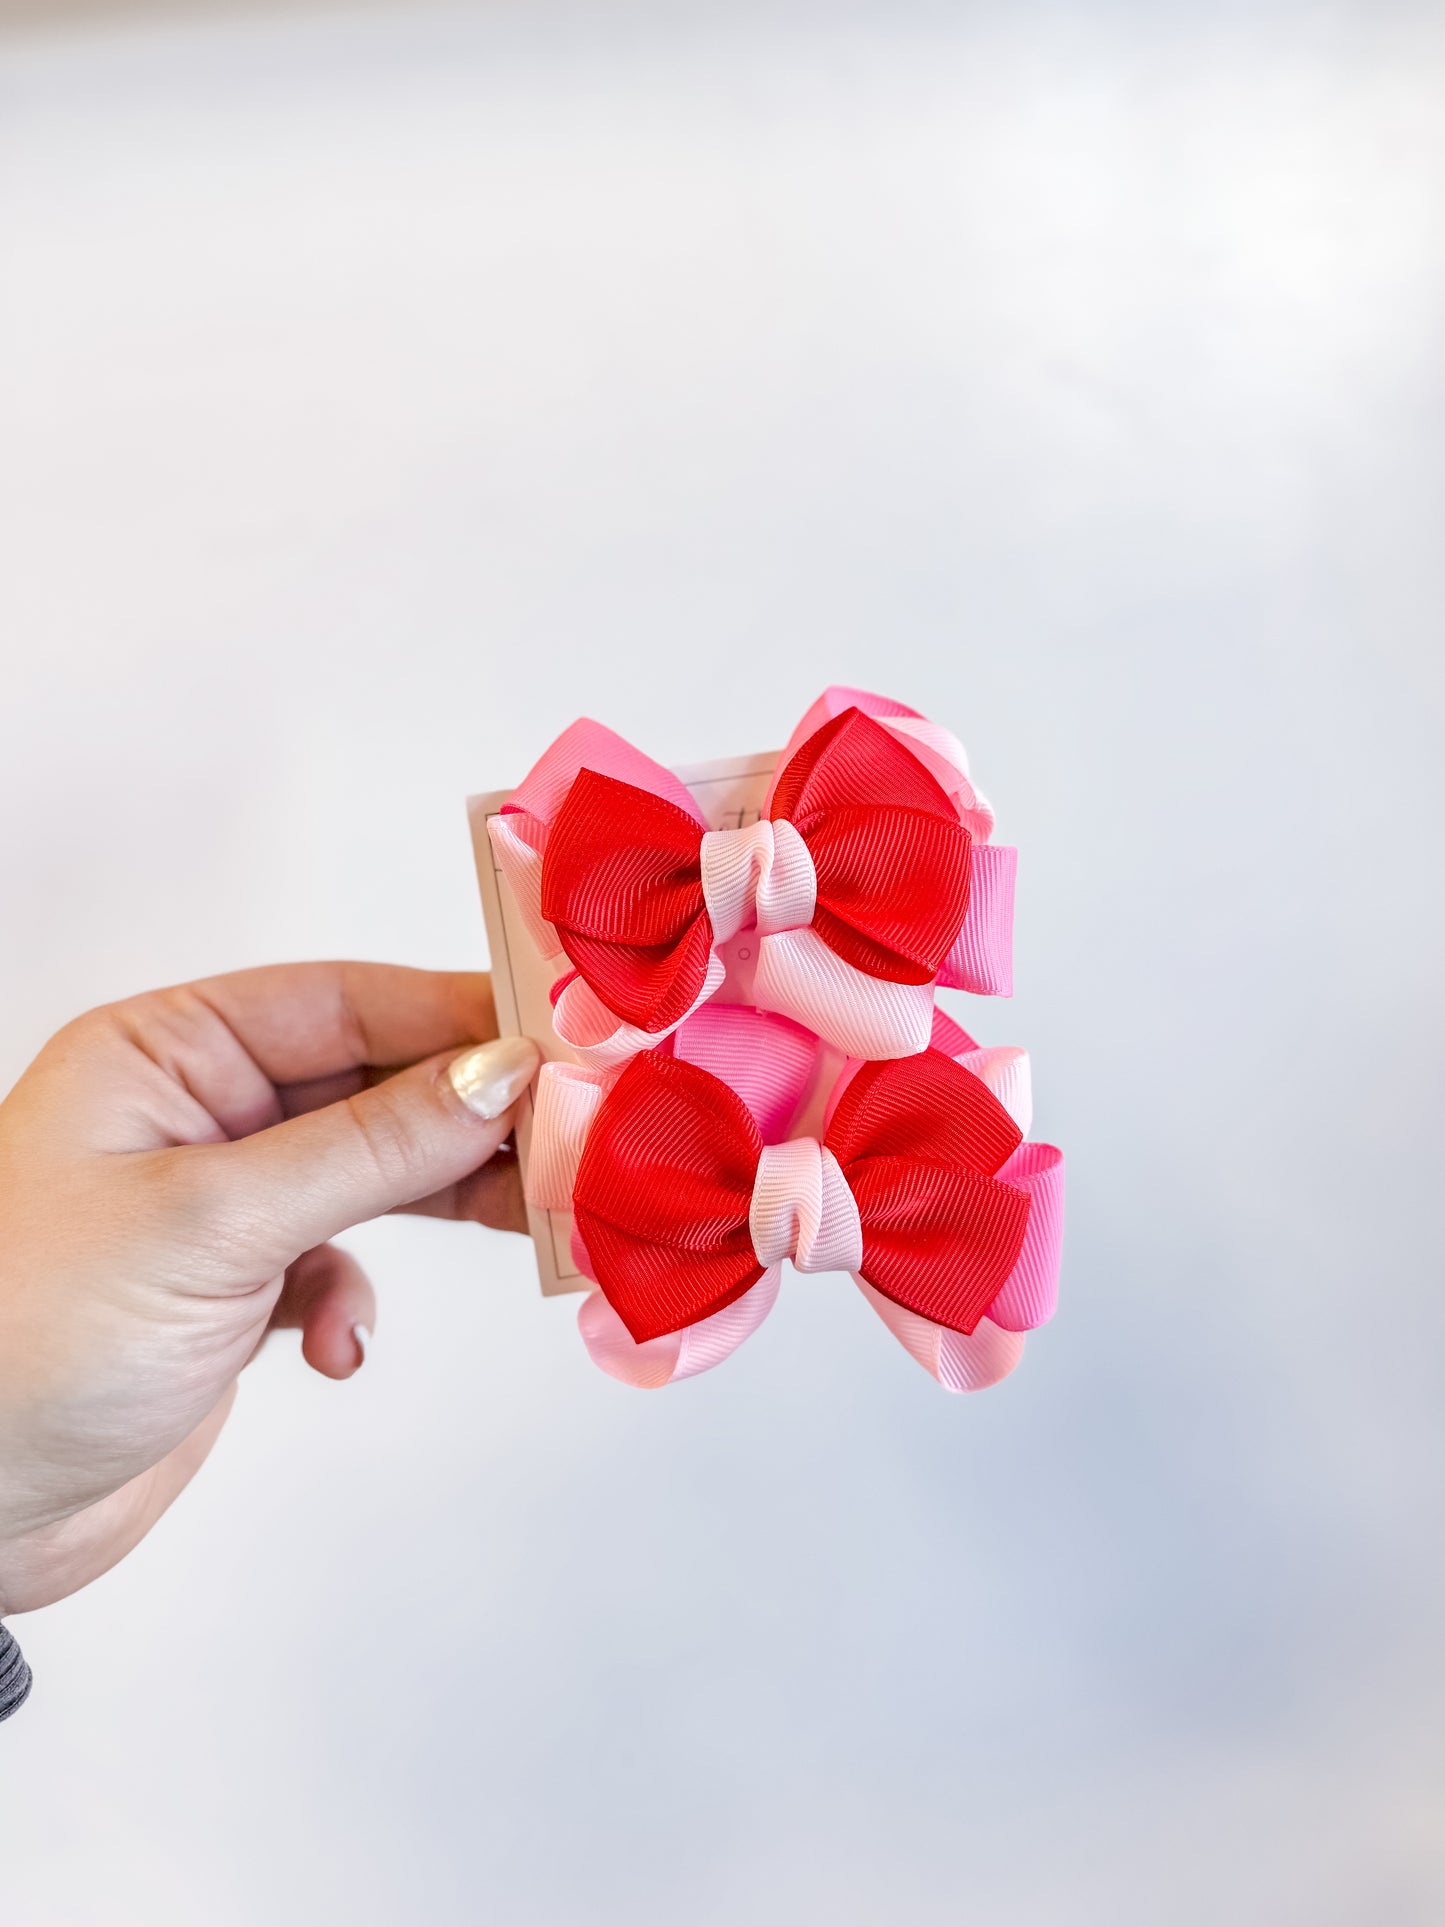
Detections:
0,1622,33,1722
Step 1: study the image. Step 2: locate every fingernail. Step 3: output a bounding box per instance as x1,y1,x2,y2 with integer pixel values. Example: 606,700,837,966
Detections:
448,1035,541,1120
352,1322,371,1367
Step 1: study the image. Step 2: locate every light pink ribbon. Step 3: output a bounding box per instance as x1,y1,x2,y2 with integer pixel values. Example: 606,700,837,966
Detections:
526,1004,1063,1392
488,688,1016,1067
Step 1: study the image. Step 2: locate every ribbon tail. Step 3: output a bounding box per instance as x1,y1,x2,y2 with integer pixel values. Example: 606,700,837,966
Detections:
487,813,564,962
855,1277,1026,1393
938,842,1015,995
753,928,934,1059
577,1267,782,1388
984,1143,1064,1331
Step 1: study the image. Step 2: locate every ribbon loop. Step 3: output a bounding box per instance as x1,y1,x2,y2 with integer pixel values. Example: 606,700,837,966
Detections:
525,1061,612,1212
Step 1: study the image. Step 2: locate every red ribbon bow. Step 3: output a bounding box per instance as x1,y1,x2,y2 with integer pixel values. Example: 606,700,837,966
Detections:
572,1046,1031,1344
539,706,973,1035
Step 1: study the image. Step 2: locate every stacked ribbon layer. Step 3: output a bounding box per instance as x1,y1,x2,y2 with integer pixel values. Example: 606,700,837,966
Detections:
489,685,1016,1064
492,688,1063,1391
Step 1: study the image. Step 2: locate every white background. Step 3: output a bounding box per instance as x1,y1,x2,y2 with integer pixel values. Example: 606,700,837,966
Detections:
1,3,1443,1921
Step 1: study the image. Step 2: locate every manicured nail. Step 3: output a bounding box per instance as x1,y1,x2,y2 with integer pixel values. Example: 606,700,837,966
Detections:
352,1322,371,1367
448,1036,541,1120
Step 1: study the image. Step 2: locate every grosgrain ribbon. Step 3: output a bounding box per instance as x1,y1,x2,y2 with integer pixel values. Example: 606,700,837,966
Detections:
487,687,1017,1065
525,1005,1064,1390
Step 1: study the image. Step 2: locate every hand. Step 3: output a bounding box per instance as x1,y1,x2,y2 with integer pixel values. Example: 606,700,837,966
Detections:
0,963,540,1616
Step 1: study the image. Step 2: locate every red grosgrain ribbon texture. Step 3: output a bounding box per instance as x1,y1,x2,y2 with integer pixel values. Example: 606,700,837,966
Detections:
525,1002,1065,1391
762,707,972,984
570,1047,1031,1346
486,688,1016,1065
539,769,717,1035
542,708,970,1030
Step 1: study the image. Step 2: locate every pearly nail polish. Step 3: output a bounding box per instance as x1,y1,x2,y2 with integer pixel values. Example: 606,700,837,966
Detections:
352,1322,371,1366
448,1036,540,1120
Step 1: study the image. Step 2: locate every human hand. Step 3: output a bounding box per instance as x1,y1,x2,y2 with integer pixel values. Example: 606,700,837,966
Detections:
0,963,540,1616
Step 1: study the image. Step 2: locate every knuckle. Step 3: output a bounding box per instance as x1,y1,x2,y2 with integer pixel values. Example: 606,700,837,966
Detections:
107,984,217,1062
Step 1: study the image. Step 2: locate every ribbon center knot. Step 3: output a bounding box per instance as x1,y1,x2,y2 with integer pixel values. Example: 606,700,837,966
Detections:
749,1137,864,1275
700,818,817,944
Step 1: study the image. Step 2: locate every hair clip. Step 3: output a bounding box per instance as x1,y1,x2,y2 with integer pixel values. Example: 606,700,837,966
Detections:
526,1004,1062,1390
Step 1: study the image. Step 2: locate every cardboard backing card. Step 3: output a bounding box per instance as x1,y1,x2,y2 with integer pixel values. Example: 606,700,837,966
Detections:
468,747,780,1296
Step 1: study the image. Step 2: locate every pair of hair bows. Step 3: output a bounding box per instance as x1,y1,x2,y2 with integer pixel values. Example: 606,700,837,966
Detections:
490,686,1063,1392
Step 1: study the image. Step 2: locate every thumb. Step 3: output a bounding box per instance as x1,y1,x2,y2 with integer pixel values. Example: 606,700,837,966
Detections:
199,1036,541,1262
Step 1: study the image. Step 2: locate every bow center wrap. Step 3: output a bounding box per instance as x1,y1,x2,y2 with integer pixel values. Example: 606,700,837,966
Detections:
749,1136,864,1274
700,817,817,943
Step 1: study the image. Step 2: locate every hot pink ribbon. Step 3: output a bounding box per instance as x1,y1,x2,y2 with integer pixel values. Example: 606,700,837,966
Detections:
526,1004,1063,1391
488,687,1016,1067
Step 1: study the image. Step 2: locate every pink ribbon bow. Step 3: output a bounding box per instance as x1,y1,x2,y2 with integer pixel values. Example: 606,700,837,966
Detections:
488,687,1016,1066
526,1004,1063,1391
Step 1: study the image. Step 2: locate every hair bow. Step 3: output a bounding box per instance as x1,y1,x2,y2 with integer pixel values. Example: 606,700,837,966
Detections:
526,1004,1063,1391
488,687,1016,1065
